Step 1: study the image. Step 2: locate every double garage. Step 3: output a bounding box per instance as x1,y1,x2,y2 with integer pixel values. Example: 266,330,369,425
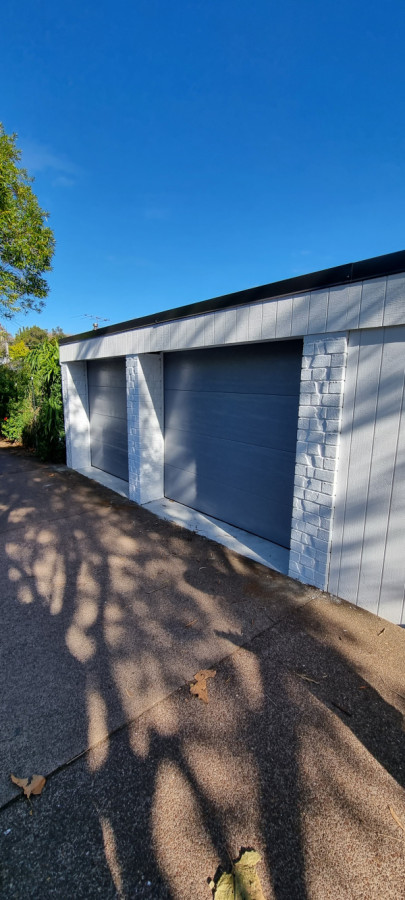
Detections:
87,340,303,550
61,250,405,626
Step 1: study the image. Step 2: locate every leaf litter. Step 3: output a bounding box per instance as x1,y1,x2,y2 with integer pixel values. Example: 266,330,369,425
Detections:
389,806,405,832
10,774,46,798
190,669,216,704
209,849,265,899
294,672,321,685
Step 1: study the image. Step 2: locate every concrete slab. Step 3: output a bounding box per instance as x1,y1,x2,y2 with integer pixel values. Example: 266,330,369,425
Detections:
75,465,129,498
145,497,289,573
0,444,310,809
1,441,405,900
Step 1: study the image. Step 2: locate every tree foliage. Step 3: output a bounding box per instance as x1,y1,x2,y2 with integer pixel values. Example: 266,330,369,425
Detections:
9,338,29,360
14,324,48,348
50,325,67,340
0,123,55,318
0,323,11,357
1,337,65,462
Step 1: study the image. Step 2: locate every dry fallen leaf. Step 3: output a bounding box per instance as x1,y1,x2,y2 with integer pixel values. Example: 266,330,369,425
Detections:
389,806,405,832
210,849,264,899
10,775,28,791
233,850,265,900
209,872,234,899
10,774,46,798
190,669,216,704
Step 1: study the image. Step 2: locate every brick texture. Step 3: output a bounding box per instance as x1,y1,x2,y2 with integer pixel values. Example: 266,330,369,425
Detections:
126,354,164,504
288,333,348,589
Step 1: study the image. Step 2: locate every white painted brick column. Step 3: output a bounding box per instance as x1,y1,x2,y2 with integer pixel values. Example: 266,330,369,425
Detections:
288,333,348,590
126,353,164,504
61,362,91,469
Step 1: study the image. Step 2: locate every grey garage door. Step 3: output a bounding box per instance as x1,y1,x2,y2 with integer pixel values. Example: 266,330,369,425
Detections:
164,341,302,547
87,358,128,481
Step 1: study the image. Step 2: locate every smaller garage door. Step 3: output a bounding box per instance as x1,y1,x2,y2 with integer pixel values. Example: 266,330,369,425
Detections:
87,359,128,481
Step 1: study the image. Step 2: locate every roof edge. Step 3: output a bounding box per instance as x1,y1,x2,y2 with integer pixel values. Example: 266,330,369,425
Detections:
60,248,405,345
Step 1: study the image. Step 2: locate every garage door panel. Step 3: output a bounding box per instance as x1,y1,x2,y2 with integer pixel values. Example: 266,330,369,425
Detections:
91,443,129,480
88,358,128,482
88,388,128,420
90,415,129,451
165,343,302,395
165,428,296,502
165,463,292,546
165,390,300,451
164,342,302,547
87,360,127,388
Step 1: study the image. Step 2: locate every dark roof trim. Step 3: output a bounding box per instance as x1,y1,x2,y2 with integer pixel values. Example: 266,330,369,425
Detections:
60,249,405,345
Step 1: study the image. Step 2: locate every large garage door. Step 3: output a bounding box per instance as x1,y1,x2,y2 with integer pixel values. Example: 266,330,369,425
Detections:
87,358,128,481
164,341,302,547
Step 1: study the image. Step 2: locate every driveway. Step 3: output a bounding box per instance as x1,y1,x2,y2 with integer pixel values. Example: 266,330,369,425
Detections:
0,441,404,899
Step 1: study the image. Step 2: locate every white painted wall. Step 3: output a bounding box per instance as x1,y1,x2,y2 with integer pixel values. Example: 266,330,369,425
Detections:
60,272,405,364
126,353,164,505
289,333,347,590
61,362,91,469
329,326,405,625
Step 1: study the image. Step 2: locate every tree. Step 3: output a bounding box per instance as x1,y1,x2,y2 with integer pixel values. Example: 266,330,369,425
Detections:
14,324,48,349
9,339,29,360
0,323,11,357
0,123,55,318
50,325,67,340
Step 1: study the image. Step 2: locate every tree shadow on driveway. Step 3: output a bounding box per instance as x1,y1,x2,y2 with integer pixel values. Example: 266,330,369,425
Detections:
0,443,404,899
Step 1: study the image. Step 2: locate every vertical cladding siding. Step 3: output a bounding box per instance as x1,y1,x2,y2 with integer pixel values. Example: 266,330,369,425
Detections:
329,326,405,624
59,270,405,365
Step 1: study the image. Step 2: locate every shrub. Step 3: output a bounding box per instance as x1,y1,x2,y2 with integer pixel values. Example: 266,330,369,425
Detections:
1,338,65,462
2,396,34,442
22,398,65,462
0,363,29,423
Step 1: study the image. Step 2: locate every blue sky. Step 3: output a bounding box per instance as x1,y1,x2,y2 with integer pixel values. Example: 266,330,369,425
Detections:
2,0,405,336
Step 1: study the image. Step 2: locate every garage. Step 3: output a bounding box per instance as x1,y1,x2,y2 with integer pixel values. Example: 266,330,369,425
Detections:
61,252,405,624
164,341,302,547
87,358,128,481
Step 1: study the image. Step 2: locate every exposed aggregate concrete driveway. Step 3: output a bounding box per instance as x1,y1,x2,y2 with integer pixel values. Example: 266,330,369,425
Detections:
0,441,404,899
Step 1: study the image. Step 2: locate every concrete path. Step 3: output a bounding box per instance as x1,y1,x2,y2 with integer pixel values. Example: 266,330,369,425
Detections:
0,441,404,899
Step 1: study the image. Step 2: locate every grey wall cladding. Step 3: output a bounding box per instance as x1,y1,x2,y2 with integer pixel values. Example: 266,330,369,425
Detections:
329,326,405,624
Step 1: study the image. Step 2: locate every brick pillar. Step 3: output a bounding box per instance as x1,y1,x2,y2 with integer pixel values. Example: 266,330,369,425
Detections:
288,333,348,589
126,353,164,504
